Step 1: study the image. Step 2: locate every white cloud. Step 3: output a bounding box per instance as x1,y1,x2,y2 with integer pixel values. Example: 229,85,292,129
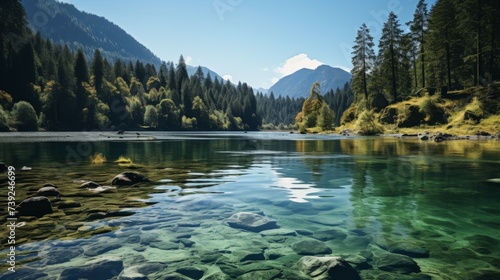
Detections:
184,56,193,65
271,53,324,85
222,74,233,81
261,67,269,72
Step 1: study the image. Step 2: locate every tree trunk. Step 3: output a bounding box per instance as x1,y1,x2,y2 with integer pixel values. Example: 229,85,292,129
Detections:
421,32,425,87
390,43,397,101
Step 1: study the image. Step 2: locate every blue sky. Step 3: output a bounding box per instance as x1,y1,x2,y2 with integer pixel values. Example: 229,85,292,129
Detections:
58,0,436,89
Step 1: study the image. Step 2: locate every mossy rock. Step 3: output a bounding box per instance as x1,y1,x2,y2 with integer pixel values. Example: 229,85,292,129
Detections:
464,110,482,123
340,106,357,125
397,105,425,128
379,107,398,124
424,105,447,125
369,93,389,112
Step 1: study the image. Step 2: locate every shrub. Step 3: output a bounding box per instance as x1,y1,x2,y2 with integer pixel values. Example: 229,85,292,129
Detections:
11,101,38,131
143,105,158,127
90,153,107,165
354,110,384,135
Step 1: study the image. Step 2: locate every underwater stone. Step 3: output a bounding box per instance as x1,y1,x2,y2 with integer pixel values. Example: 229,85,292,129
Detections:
16,196,53,218
0,267,47,280
313,228,347,241
112,172,150,186
84,242,121,257
291,239,332,255
45,247,84,265
37,186,60,197
79,181,100,188
226,212,279,232
375,253,421,274
260,228,297,237
57,200,81,209
297,256,361,280
59,257,124,280
388,242,430,258
176,266,205,279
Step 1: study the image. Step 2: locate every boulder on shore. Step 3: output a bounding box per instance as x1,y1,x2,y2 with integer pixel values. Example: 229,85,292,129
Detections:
226,212,279,232
16,196,53,218
112,172,150,186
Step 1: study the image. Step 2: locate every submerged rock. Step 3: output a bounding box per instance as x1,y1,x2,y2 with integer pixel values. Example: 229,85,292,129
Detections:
226,212,279,232
388,243,430,258
59,257,123,280
79,181,100,189
375,253,420,274
176,266,205,279
37,186,60,197
291,239,332,255
16,196,53,218
88,186,117,194
297,256,361,280
112,171,150,186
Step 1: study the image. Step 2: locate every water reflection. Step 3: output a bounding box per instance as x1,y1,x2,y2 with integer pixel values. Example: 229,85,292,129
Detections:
1,134,499,279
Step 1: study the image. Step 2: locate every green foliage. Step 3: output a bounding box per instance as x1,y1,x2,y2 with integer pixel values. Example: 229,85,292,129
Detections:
0,105,8,130
0,90,13,109
143,105,158,127
182,115,197,129
92,49,104,92
354,110,384,135
295,82,337,132
351,23,375,101
11,101,38,131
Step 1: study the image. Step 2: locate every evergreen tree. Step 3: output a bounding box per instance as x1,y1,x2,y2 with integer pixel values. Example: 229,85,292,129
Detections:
176,55,189,90
74,49,89,129
427,0,460,89
351,23,375,101
378,12,404,102
407,0,429,88
92,49,104,92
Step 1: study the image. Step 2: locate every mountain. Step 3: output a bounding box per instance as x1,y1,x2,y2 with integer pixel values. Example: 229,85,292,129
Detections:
269,65,352,98
254,88,269,95
186,65,224,82
21,0,161,66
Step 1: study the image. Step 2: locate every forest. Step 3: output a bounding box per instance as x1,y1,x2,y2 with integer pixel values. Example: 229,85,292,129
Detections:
1,0,499,133
351,0,500,103
0,0,263,132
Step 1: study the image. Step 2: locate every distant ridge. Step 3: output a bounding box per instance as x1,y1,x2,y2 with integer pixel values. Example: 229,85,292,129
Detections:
269,65,352,98
22,0,161,66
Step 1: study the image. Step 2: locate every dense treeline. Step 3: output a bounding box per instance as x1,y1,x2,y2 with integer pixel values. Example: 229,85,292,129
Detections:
256,83,353,129
0,0,260,131
351,0,500,107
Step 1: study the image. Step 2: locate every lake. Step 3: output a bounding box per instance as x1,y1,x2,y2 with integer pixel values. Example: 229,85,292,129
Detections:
1,132,499,279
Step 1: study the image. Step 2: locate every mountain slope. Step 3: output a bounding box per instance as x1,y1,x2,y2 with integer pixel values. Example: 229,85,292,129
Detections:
21,0,161,66
269,65,352,98
186,65,224,82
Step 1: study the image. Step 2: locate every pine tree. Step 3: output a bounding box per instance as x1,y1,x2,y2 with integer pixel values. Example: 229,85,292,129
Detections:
378,12,404,102
351,23,375,101
176,55,189,90
74,49,89,129
92,49,104,92
427,0,460,89
407,0,429,88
